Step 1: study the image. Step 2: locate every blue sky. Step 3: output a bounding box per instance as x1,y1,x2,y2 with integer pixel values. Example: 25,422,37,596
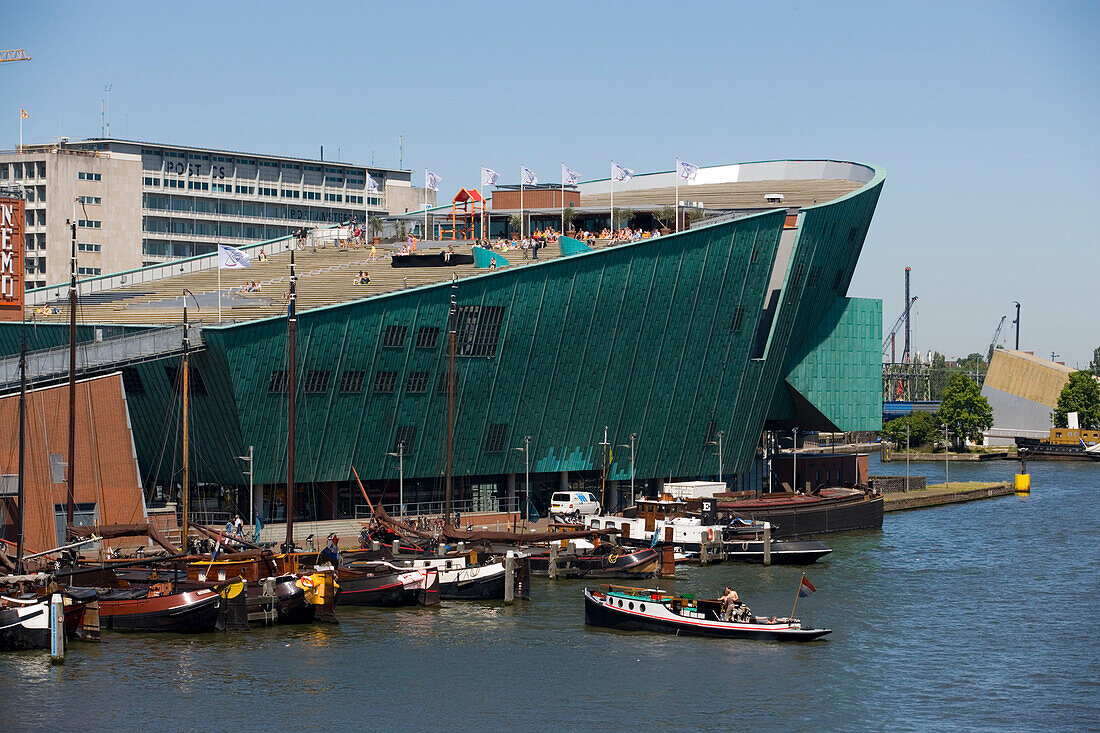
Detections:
5,0,1098,366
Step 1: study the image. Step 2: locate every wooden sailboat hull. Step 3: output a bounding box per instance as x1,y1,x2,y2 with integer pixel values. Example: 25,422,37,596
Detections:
95,588,220,633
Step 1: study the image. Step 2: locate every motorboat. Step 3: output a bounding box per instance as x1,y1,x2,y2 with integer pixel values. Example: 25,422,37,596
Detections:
583,585,830,641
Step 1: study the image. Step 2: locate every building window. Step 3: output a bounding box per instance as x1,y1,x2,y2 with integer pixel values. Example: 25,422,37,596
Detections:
77,266,102,276
144,177,160,186
436,370,459,394
212,183,232,193
121,367,145,396
394,426,417,454
790,264,803,289
259,187,278,197
78,171,102,181
373,370,398,393
259,160,278,167
485,424,507,453
188,154,209,161
832,269,844,291
281,189,300,199
339,371,365,393
731,307,745,332
406,371,429,394
268,370,289,393
79,196,102,205
303,191,320,201
165,365,207,396
304,370,330,394
188,181,209,191
165,179,185,189
304,165,321,172
77,219,101,229
165,151,185,159
455,305,506,358
236,185,254,195
237,158,256,165
806,265,821,290
212,155,232,162
415,326,440,349
77,243,102,252
382,325,408,348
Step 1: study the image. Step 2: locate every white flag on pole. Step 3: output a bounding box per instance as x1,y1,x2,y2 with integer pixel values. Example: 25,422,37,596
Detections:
366,174,380,192
612,162,634,183
676,159,700,182
520,165,538,186
425,169,442,191
218,244,252,269
562,163,580,186
481,167,500,187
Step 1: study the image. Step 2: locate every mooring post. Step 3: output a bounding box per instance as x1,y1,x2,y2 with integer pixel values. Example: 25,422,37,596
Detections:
660,544,676,577
548,543,559,579
700,541,710,566
50,593,65,664
763,525,772,566
504,550,515,604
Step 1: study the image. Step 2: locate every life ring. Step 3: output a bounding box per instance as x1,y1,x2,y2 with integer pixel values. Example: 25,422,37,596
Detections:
707,528,714,542
607,553,620,564
297,575,316,589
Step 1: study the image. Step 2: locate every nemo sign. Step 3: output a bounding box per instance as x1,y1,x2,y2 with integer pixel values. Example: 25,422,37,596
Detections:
0,196,24,319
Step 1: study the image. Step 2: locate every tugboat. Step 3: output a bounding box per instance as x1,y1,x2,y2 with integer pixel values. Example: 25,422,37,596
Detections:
583,585,830,641
1017,427,1100,461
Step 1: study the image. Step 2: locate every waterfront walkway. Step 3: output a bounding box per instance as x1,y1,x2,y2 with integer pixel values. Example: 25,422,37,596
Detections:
883,481,1015,511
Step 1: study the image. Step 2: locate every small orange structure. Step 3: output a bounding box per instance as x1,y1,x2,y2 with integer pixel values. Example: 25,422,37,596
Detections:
442,188,486,241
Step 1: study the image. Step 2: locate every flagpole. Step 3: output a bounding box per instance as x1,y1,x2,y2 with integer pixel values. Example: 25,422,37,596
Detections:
610,161,614,235
790,573,805,621
217,246,222,323
423,172,428,243
480,165,484,241
520,165,524,240
675,158,680,233
561,162,565,234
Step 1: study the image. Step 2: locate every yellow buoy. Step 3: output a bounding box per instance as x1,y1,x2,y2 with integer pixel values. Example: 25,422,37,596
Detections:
1014,473,1031,494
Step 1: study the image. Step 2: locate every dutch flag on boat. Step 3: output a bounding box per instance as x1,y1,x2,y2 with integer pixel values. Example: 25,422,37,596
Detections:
798,575,818,598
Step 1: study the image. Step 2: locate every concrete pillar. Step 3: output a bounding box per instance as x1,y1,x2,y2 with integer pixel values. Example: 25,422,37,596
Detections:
608,480,620,512
559,471,569,492
655,477,665,497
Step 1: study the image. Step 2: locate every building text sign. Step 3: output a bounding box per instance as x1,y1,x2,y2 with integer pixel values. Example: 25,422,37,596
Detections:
0,197,25,319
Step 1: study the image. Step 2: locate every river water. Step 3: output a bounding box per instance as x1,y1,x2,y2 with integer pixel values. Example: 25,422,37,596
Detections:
2,456,1097,731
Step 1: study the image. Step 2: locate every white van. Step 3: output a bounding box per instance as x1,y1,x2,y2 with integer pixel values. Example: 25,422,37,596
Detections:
550,491,601,516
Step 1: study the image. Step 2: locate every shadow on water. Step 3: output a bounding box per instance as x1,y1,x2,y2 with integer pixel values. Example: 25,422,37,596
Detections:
2,458,1098,731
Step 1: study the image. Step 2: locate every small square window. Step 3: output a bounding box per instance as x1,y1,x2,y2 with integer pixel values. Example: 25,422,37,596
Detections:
268,370,289,393
304,371,330,393
485,424,507,453
382,325,408,348
373,371,397,393
340,371,365,393
406,371,429,394
415,326,440,349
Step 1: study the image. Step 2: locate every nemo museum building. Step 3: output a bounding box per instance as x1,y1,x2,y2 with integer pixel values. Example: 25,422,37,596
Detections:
0,158,884,524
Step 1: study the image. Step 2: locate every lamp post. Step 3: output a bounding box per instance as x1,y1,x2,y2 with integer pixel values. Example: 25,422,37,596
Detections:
513,435,531,523
237,445,254,540
387,441,405,518
905,424,910,492
618,433,636,507
706,431,724,486
943,423,950,488
1011,301,1021,351
793,427,799,492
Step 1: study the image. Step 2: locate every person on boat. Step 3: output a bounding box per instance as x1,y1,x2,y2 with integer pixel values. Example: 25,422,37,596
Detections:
721,586,740,621
321,534,340,564
233,514,244,537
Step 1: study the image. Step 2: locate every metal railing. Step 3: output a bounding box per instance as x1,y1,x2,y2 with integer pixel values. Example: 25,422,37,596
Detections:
0,322,204,390
354,496,522,519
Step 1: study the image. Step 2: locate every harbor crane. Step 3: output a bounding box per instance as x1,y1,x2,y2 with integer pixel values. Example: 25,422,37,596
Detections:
987,315,1007,362
0,49,32,64
882,296,918,363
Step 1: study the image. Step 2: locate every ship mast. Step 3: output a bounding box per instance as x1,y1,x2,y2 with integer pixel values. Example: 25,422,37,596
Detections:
284,242,297,552
181,292,192,549
15,316,27,573
445,294,456,526
66,201,77,526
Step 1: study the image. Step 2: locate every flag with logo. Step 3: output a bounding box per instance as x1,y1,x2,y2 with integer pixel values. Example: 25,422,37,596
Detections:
612,162,634,184
366,174,380,193
676,159,699,182
521,165,538,186
425,169,442,191
482,167,499,187
21,109,29,120
562,163,580,186
218,243,252,269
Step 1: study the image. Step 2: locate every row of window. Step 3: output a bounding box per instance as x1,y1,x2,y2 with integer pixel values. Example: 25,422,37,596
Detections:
78,171,102,181
259,187,278,197
141,195,361,224
267,369,458,395
188,181,210,191
282,189,300,199
165,179,185,189
78,219,101,228
77,243,102,252
77,266,101,276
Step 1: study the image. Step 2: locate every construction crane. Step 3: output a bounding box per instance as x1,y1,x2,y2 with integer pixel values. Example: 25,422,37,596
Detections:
0,49,32,64
882,296,918,362
987,315,1007,362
